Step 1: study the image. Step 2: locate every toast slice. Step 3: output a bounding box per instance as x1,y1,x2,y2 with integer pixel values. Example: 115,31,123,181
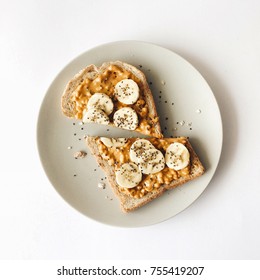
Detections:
86,136,205,212
61,61,163,138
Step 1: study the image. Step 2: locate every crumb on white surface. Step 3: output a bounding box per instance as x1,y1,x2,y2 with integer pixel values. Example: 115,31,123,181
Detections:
98,182,106,189
74,151,87,159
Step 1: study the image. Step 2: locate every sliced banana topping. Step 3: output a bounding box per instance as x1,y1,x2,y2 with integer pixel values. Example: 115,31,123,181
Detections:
100,137,127,148
115,162,142,188
87,93,114,115
113,107,139,130
100,137,113,147
83,108,110,125
115,79,139,105
130,139,155,163
137,148,165,174
165,142,190,170
130,139,165,174
112,138,128,147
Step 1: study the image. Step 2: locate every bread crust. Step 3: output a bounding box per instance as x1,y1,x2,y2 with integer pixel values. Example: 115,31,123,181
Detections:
86,136,205,212
61,61,162,138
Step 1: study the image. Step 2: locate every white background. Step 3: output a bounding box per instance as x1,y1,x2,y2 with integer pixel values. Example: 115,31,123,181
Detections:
0,0,260,260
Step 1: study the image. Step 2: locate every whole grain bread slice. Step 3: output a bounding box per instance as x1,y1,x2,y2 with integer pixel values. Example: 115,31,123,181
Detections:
61,61,162,138
86,136,205,212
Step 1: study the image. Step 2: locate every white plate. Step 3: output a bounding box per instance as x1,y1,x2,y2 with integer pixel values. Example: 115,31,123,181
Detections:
37,41,222,227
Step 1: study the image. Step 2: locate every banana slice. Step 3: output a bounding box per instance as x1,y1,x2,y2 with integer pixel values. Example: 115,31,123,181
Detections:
137,148,165,174
87,93,114,115
165,142,190,170
112,138,128,147
100,137,127,148
100,137,113,147
115,79,139,105
130,139,155,163
113,107,139,130
115,162,142,188
83,108,110,125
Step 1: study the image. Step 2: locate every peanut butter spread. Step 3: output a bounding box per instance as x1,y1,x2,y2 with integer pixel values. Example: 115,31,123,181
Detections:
71,65,160,137
97,137,191,199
